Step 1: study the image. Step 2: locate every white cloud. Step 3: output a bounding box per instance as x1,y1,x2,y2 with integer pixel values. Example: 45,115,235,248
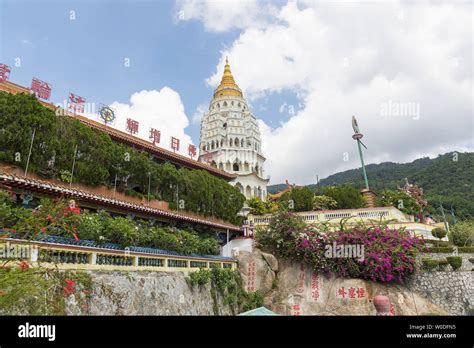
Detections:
176,0,279,32
195,1,473,184
191,102,208,125
86,88,195,157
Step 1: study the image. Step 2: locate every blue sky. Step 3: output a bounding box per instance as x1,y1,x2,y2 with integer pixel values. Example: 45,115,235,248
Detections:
1,0,472,184
0,0,297,144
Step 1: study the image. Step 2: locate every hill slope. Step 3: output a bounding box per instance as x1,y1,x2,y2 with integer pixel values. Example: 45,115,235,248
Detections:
268,152,474,220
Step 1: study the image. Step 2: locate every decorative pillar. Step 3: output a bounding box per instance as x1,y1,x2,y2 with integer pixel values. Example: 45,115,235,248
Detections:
361,188,377,208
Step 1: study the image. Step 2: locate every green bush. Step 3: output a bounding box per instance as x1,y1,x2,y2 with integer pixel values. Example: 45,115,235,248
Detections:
428,240,451,247
421,258,439,272
1,195,221,256
377,189,422,216
446,256,463,271
450,220,474,246
458,246,474,253
426,247,454,253
431,228,447,241
437,260,449,271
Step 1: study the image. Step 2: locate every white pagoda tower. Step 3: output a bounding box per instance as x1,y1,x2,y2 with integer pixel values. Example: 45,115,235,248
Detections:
198,58,269,201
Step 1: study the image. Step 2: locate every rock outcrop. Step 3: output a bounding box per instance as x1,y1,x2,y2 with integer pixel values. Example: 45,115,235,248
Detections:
237,248,451,315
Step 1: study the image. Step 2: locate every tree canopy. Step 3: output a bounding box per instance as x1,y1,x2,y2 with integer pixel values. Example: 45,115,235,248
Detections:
0,92,245,224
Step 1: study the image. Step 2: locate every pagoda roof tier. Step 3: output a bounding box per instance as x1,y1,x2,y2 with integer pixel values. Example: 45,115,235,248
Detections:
0,171,242,233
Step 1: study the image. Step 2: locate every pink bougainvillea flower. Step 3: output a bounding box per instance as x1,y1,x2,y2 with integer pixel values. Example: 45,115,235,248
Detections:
73,233,79,241
40,227,47,233
302,239,309,248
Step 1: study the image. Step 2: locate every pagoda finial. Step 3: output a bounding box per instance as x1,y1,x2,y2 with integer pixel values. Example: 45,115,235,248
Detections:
213,55,243,98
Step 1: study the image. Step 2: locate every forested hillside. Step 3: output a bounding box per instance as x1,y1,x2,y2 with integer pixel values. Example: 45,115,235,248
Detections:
268,152,474,220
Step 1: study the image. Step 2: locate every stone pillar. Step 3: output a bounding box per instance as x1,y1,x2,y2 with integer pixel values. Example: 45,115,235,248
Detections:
361,188,377,208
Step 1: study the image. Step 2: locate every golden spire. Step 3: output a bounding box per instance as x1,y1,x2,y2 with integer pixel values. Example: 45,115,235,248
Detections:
213,57,243,99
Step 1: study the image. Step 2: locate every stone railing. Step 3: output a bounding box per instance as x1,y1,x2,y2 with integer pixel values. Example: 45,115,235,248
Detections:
0,236,236,272
248,207,413,226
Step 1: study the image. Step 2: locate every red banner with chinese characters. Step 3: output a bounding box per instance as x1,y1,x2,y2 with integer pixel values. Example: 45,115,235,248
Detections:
31,78,52,100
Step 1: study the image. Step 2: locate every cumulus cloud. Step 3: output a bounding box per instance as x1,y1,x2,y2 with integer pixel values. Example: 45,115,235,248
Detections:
175,0,279,32
186,0,473,184
86,88,195,157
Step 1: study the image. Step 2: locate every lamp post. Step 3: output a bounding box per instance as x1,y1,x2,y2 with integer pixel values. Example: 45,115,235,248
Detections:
352,116,369,190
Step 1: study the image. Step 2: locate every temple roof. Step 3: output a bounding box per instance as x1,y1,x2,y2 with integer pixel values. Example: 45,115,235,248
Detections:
0,171,242,232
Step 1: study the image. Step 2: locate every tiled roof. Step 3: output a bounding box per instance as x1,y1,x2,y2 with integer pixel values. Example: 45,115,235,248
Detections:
0,171,242,232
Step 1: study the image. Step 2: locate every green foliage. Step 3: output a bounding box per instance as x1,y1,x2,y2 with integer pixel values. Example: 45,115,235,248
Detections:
247,197,267,215
187,268,262,314
377,190,421,215
421,258,439,272
187,269,211,286
431,227,447,241
241,290,264,312
458,246,474,253
450,220,474,246
313,195,338,210
268,152,474,220
0,92,245,223
59,170,72,183
426,247,454,253
254,210,306,257
0,265,92,315
446,256,462,271
288,187,314,212
1,195,220,255
323,185,365,209
437,260,449,271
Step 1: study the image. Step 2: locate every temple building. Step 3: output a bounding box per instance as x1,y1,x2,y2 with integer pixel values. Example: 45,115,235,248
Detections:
198,58,269,201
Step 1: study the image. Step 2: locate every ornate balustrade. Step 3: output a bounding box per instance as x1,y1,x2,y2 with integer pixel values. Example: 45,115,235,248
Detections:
0,233,236,272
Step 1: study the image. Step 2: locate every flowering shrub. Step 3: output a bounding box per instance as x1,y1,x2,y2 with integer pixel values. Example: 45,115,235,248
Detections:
255,210,426,283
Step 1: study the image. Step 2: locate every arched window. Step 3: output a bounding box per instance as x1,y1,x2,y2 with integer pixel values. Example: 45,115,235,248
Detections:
235,138,239,147
241,139,244,147
223,101,228,107
233,162,239,171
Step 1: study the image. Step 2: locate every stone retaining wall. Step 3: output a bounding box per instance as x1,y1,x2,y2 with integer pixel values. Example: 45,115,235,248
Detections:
407,271,474,315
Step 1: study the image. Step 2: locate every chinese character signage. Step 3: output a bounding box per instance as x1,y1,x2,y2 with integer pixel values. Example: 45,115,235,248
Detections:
0,64,11,82
31,78,52,100
246,261,256,292
68,93,86,114
188,144,196,158
126,118,139,135
336,286,365,299
149,128,161,145
171,137,180,152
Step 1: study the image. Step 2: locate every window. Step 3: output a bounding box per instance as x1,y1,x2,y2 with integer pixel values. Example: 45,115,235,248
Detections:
233,163,239,171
